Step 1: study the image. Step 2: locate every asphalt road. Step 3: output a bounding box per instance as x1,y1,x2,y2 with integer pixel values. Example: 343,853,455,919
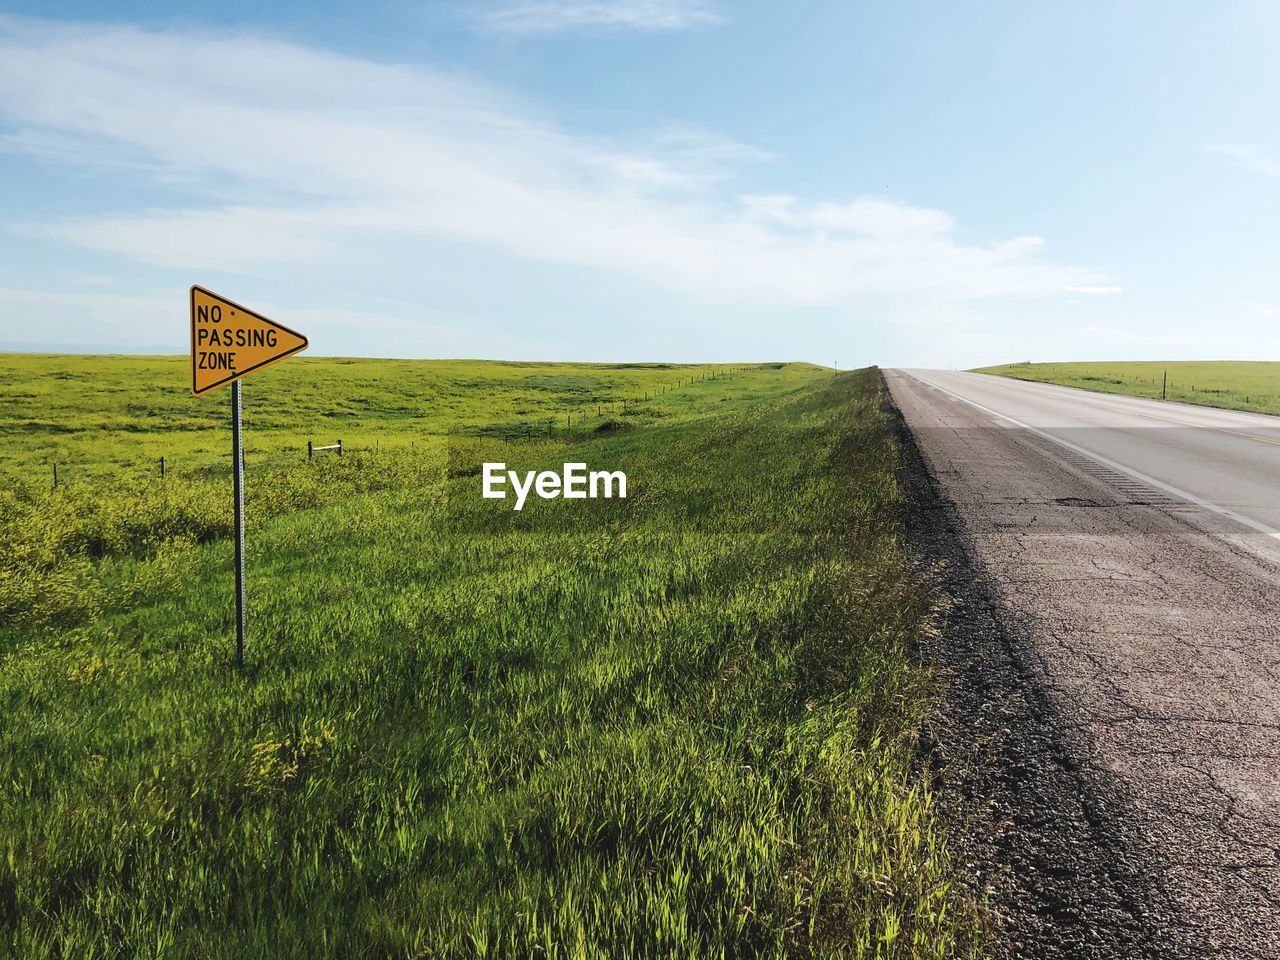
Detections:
887,369,1280,958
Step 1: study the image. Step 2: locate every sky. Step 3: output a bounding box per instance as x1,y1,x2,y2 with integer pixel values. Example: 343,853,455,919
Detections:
0,0,1276,366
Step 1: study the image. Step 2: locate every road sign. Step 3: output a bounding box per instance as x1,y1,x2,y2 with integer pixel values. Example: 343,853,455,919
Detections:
189,286,308,667
190,286,308,396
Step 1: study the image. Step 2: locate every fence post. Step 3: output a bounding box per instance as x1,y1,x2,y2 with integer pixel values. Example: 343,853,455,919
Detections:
308,440,313,460
160,456,165,478
337,440,343,457
53,463,58,489
1162,370,1167,401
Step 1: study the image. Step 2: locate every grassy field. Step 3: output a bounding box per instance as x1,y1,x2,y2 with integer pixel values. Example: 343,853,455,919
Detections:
1,355,981,958
975,360,1280,415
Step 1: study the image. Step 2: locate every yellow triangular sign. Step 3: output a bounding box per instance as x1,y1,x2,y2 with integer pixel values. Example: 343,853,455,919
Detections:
190,286,308,395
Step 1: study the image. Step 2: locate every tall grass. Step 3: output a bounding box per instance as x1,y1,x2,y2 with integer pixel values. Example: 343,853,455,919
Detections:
0,359,980,958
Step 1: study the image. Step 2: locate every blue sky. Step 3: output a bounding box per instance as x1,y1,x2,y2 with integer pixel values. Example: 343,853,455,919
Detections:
0,1,1276,365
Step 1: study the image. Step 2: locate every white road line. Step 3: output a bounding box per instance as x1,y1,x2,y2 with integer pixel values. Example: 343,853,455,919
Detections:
905,372,1280,541
970,373,1280,447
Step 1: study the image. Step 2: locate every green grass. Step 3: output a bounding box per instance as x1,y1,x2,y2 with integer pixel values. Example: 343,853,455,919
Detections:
975,360,1280,415
1,355,981,958
0,354,758,483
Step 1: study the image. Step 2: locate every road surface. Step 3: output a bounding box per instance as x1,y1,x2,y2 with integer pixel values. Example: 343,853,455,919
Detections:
887,369,1280,958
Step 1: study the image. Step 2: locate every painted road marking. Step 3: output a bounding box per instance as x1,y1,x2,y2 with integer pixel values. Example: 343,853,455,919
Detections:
906,372,1280,541
972,374,1280,448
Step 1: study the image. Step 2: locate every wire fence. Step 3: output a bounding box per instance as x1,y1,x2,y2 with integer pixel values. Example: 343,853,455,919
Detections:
36,365,767,490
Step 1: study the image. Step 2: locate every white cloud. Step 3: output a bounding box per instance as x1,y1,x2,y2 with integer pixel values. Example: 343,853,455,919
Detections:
36,206,351,272
740,194,956,239
1062,284,1123,295
0,287,176,348
0,17,1111,315
474,0,723,34
0,285,557,357
1206,143,1280,177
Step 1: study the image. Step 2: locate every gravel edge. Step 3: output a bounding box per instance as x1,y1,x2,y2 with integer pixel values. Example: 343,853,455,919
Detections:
882,372,1187,960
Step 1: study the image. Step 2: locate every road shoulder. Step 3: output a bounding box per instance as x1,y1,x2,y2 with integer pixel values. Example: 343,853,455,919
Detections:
883,372,1185,960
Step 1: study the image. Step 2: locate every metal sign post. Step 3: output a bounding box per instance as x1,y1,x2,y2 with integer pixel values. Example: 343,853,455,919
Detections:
231,380,247,669
190,285,308,668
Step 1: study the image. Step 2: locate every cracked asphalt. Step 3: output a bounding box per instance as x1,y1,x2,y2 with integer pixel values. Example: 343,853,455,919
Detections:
886,369,1280,959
